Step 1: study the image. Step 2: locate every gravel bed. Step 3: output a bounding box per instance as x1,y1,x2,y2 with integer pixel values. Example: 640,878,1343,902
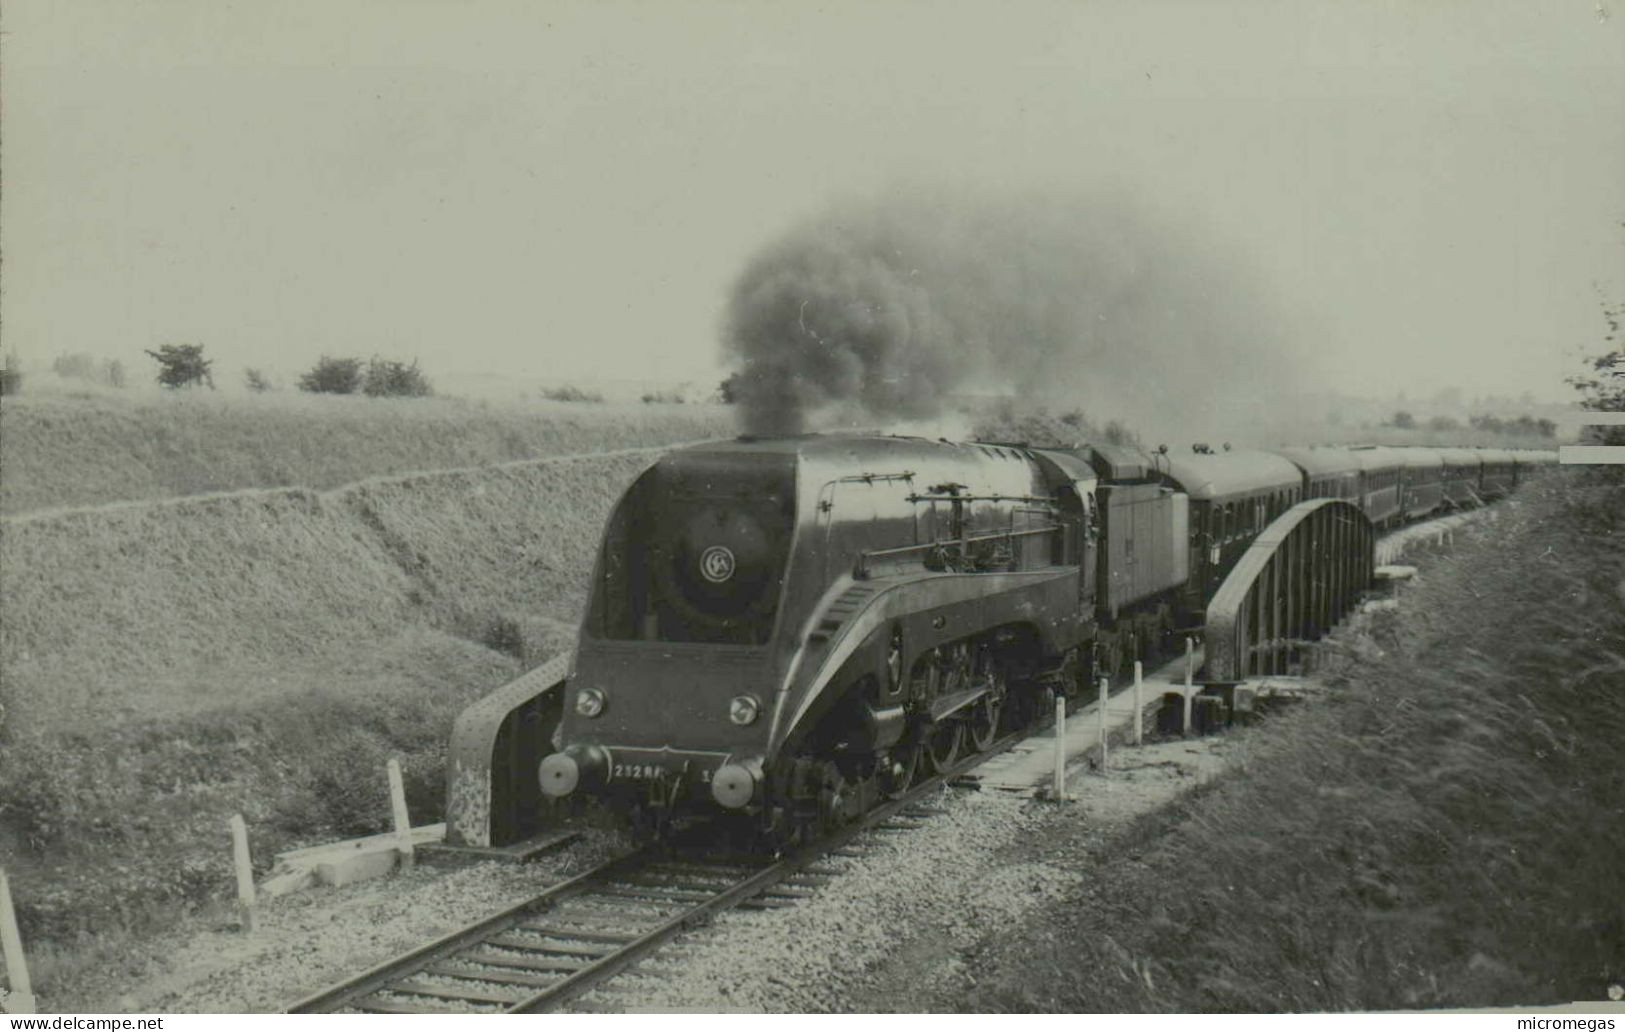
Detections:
566,734,1239,1013
53,733,1238,1013
61,829,626,1013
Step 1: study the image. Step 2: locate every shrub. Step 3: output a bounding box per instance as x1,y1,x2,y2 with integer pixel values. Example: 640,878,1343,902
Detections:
362,357,432,398
540,385,604,403
52,353,99,381
44,354,127,389
640,389,685,404
298,356,363,395
244,368,273,393
144,344,214,389
1566,293,1624,445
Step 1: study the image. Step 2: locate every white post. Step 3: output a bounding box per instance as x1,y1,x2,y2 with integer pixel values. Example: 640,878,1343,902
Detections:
0,869,36,1014
1052,695,1067,802
387,758,415,871
1133,660,1144,746
1098,676,1110,773
1182,637,1195,735
229,814,256,934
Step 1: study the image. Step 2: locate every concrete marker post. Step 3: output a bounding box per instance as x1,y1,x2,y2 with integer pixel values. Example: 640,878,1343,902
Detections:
1133,660,1144,746
387,758,415,872
1052,695,1067,802
1182,637,1195,735
229,814,256,934
1098,676,1110,774
0,868,36,1014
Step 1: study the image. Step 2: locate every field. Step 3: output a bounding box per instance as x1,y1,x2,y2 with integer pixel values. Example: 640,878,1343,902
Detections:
951,470,1625,1010
0,391,731,956
0,391,733,516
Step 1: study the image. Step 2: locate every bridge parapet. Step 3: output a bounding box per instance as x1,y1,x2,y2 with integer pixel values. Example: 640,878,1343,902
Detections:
1205,499,1375,682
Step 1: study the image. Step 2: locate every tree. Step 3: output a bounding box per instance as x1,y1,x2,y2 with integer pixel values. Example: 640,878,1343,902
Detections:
1389,410,1416,430
244,368,273,393
144,344,214,389
362,357,432,397
1567,293,1625,446
298,356,364,394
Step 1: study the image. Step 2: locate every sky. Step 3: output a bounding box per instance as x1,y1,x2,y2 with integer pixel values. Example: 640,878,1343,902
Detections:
2,0,1622,403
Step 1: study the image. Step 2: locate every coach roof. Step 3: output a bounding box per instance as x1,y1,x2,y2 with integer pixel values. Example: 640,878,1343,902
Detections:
1161,450,1302,501
1271,446,1360,477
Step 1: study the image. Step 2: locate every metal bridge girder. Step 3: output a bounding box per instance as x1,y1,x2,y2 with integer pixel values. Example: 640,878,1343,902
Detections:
1204,499,1376,683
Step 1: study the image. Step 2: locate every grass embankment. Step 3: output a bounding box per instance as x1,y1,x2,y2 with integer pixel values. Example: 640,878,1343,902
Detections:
0,451,662,963
0,391,731,515
962,472,1623,1011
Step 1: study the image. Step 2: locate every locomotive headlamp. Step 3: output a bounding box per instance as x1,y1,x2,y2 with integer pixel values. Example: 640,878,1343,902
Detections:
575,688,607,718
728,695,761,726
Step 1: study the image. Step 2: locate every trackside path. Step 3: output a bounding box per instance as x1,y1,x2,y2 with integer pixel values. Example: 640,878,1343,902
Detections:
0,444,702,527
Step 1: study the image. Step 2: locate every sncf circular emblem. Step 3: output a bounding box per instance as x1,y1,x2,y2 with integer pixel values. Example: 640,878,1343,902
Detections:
699,545,737,584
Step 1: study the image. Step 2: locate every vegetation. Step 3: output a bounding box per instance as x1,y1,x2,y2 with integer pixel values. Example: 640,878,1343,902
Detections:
243,368,273,393
539,384,604,403
1567,294,1624,445
957,472,1622,1011
143,344,214,390
640,388,686,404
297,356,364,395
295,355,433,397
51,353,128,390
1468,413,1556,437
0,392,732,515
1388,409,1553,438
362,357,433,398
0,449,657,950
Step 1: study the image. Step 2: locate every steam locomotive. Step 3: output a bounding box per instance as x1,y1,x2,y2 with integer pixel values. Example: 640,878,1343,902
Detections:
527,434,1551,842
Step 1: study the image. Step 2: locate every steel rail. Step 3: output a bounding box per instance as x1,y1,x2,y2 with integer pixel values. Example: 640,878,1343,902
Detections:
283,848,661,1013
285,725,1026,1015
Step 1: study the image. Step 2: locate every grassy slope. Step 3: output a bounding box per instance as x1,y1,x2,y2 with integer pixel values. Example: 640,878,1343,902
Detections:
0,451,666,945
0,393,730,952
0,453,656,726
0,392,731,515
958,472,1624,1011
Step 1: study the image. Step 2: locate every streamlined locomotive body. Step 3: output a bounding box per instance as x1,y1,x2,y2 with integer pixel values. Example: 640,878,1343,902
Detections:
498,433,1554,844
538,434,1193,838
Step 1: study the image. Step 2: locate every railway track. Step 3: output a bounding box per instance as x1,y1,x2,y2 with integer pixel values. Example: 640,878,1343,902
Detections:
286,730,1023,1014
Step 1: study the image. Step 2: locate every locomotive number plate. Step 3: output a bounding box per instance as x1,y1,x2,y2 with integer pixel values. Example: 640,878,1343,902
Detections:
612,763,667,781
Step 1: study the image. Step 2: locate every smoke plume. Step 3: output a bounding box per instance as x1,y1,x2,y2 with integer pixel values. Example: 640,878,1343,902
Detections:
719,187,1312,444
